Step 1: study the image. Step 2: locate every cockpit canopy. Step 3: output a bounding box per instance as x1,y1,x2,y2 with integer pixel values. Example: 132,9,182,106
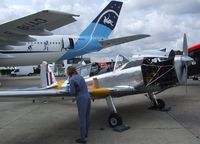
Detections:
76,54,131,78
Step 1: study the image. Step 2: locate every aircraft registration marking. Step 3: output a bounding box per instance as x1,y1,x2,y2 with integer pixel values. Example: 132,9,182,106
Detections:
16,18,48,30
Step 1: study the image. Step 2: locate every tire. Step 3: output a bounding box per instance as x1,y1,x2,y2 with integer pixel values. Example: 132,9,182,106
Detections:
193,77,198,80
108,113,123,128
28,73,32,76
11,74,16,77
156,99,165,109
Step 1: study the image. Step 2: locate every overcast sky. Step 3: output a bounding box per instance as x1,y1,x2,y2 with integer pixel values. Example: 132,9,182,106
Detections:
1,0,200,61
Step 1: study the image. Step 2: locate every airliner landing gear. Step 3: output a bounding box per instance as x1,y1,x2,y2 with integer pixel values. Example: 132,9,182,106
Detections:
106,95,123,127
147,92,165,110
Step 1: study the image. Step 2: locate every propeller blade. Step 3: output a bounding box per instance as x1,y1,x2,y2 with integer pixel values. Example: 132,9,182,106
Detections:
183,33,188,56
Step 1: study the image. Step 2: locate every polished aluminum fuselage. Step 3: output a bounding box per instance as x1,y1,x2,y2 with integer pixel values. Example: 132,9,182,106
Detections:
86,65,144,90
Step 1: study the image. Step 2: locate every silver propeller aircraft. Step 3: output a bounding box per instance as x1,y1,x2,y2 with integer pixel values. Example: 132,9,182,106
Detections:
0,34,193,127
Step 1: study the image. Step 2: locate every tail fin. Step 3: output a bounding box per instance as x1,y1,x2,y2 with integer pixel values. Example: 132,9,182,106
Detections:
80,1,123,38
40,61,57,88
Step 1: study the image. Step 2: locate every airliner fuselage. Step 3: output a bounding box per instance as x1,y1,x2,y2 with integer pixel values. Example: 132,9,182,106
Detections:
0,35,73,66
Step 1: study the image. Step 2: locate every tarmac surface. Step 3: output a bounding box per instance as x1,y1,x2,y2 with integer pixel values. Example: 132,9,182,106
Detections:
0,76,200,144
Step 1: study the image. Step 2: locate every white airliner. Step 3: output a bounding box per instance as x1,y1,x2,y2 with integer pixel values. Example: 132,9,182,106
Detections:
0,1,150,66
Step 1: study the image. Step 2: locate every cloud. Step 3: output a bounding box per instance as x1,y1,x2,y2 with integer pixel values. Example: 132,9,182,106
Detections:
160,0,200,15
0,1,35,24
0,0,6,8
123,0,200,15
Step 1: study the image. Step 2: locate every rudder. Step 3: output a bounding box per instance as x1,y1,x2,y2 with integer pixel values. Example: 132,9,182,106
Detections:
80,1,123,38
40,61,57,88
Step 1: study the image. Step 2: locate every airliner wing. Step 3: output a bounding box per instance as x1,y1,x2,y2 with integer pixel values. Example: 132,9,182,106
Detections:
99,34,150,49
0,10,79,48
0,53,13,59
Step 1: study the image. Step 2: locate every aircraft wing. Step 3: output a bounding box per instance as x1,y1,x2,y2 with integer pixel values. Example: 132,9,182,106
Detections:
131,49,176,60
0,88,67,98
0,86,136,100
0,10,79,48
99,34,150,49
132,51,169,59
0,88,103,99
0,53,13,59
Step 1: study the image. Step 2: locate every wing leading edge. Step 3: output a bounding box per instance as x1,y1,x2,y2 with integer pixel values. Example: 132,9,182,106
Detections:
0,86,136,100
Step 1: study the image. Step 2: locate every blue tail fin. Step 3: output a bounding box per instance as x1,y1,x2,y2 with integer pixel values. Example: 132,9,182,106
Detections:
80,1,123,38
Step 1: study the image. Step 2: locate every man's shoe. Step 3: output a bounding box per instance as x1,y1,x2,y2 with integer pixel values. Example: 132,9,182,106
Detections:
75,138,87,143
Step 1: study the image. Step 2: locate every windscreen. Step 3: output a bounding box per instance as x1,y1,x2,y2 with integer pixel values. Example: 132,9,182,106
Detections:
114,54,130,71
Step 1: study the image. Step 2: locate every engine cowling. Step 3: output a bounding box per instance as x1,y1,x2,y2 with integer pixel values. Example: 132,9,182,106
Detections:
174,55,193,85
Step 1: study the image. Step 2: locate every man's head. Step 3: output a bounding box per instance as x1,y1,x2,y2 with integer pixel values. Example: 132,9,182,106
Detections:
67,66,77,77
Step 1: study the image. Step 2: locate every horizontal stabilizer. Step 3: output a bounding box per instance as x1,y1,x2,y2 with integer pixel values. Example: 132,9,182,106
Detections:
99,34,150,49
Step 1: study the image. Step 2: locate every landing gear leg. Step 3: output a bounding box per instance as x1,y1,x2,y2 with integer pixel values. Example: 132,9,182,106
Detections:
147,92,165,110
106,95,123,127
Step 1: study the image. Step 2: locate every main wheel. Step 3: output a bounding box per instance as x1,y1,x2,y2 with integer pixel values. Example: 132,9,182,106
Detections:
193,76,198,80
28,73,32,76
108,113,123,128
156,99,165,109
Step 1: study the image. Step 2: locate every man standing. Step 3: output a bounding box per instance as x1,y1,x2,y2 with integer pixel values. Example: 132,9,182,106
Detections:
67,66,91,143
